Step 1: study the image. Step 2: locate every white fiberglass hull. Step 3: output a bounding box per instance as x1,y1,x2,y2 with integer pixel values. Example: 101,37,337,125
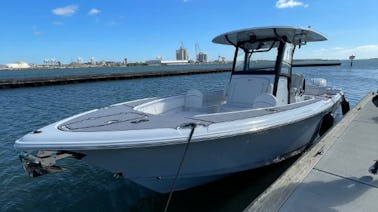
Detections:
75,111,324,193
15,92,342,193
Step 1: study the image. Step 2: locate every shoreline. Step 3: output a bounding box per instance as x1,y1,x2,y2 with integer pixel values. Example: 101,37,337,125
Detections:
0,68,231,89
0,61,344,89
0,59,348,71
0,62,229,71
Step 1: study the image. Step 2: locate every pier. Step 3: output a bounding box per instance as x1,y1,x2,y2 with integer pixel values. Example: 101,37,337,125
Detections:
245,92,378,211
0,68,230,89
0,61,341,89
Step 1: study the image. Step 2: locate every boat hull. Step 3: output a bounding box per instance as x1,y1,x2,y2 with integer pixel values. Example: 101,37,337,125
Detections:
77,112,324,193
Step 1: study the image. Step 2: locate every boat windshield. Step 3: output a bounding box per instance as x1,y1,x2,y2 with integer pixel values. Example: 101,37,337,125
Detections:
234,42,279,74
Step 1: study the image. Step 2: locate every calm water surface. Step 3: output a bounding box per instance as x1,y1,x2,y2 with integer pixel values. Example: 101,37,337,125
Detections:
1,61,377,211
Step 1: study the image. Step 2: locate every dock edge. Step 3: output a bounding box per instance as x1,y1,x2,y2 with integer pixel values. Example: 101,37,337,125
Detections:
244,92,377,212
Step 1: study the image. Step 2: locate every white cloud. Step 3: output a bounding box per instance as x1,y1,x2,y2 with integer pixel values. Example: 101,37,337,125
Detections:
304,45,378,59
344,45,378,59
107,20,117,27
33,31,43,36
330,45,378,56
354,45,378,52
32,26,42,36
331,47,345,51
88,8,101,15
52,21,64,26
52,5,78,16
276,0,308,9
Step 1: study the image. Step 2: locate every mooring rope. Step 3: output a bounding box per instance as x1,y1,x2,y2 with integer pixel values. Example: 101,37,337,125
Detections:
163,123,197,212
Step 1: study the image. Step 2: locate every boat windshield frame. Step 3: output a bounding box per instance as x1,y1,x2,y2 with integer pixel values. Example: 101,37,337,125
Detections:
233,39,279,75
230,37,296,96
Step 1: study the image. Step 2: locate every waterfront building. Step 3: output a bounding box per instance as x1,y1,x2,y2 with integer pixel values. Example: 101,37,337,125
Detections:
146,59,188,65
218,56,226,63
176,45,188,60
90,57,96,65
197,52,208,63
5,61,31,69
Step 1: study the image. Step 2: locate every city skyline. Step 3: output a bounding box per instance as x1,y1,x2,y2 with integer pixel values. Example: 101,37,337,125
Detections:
1,0,378,64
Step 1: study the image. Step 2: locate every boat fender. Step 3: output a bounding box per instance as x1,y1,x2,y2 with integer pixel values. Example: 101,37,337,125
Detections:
319,113,334,136
341,96,350,115
369,160,378,174
373,94,378,107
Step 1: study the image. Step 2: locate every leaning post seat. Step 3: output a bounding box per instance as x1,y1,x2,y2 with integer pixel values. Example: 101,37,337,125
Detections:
222,75,276,110
184,89,204,110
252,93,277,108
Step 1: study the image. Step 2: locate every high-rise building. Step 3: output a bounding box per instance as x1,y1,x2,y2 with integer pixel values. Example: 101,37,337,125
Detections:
176,45,188,60
90,57,96,65
197,52,207,63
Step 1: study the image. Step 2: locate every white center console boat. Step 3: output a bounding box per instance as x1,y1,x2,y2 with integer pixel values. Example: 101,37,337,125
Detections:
15,26,349,193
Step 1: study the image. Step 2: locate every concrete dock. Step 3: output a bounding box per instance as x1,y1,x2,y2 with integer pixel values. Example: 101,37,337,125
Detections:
246,92,378,211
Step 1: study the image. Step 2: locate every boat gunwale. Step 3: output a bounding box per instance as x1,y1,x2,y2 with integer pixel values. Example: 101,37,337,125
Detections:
14,93,342,151
58,94,325,133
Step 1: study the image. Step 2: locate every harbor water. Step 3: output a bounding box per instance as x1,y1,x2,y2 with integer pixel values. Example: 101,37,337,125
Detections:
1,60,377,211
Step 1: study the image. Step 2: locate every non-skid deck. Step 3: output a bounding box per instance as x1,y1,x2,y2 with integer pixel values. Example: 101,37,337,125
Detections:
245,92,378,211
59,96,322,132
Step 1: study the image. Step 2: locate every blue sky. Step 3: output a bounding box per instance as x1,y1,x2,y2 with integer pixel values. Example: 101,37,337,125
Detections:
1,0,378,64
